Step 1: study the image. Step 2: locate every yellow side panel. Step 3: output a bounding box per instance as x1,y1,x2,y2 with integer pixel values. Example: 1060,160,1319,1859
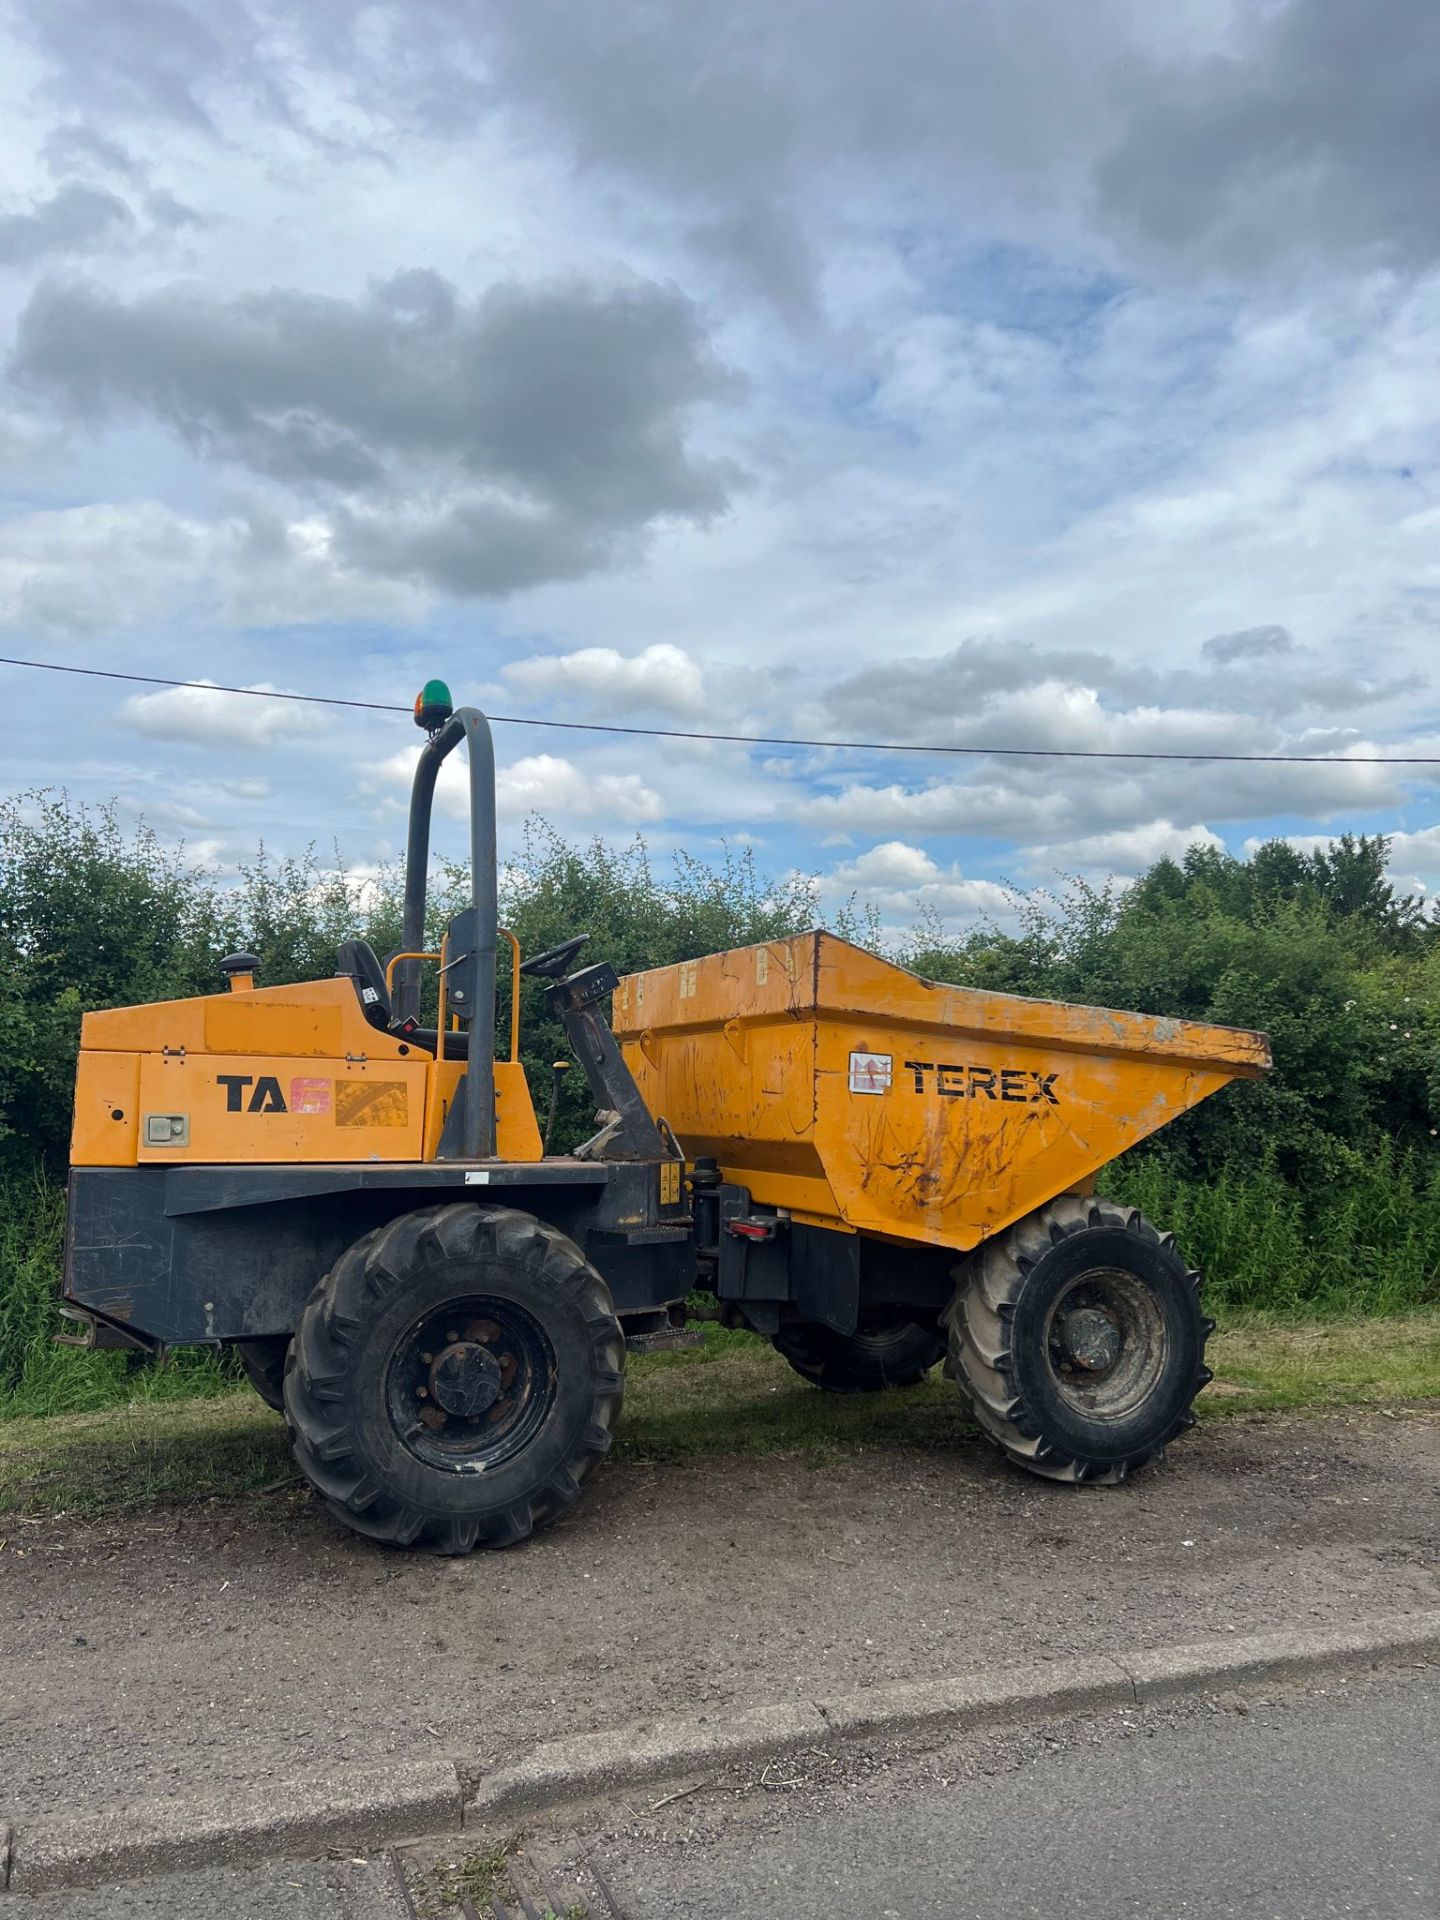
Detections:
811,1019,1234,1250
622,1017,840,1216
614,937,814,1036
71,1051,141,1166
424,1058,465,1159
136,1054,426,1164
496,1061,543,1161
204,995,346,1059
83,977,414,1062
421,1059,544,1162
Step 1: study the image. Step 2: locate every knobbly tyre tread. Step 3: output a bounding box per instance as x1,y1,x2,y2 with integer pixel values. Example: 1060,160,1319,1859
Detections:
283,1203,625,1553
772,1319,946,1394
235,1336,289,1413
942,1194,1213,1485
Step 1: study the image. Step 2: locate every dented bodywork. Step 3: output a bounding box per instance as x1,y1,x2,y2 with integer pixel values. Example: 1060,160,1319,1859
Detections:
614,930,1271,1254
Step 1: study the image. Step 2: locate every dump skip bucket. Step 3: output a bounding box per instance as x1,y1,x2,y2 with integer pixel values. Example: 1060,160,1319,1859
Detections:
614,931,1270,1253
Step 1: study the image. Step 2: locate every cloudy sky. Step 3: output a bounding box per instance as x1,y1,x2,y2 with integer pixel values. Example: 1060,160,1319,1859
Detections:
2,0,1438,932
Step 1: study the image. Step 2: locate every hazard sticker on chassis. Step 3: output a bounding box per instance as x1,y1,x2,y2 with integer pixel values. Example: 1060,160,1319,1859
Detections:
849,1049,893,1094
289,1077,331,1115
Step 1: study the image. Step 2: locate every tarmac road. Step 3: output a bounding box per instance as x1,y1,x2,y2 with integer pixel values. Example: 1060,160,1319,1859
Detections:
580,1662,1440,1919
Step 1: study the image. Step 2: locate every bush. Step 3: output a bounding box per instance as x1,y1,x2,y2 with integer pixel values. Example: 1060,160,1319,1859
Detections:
0,1171,240,1416
1108,1146,1440,1317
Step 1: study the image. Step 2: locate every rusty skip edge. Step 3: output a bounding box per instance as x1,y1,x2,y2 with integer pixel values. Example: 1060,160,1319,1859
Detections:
628,1006,1272,1084
616,933,1272,1081
837,1020,1270,1081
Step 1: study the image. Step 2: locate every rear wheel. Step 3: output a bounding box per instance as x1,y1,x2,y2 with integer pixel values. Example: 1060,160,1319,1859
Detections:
284,1203,624,1553
236,1337,288,1414
944,1195,1212,1484
773,1318,945,1394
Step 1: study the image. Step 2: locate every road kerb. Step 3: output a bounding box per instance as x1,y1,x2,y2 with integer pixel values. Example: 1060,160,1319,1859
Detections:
5,1610,1439,1895
465,1702,831,1825
463,1611,1440,1828
812,1654,1136,1744
1120,1610,1440,1703
5,1756,462,1896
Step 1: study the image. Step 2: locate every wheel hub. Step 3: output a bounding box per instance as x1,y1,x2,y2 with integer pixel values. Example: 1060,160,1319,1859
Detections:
429,1340,503,1417
388,1296,554,1474
1056,1305,1121,1375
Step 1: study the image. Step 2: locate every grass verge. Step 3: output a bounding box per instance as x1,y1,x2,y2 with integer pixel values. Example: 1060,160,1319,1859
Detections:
1,1313,1436,1524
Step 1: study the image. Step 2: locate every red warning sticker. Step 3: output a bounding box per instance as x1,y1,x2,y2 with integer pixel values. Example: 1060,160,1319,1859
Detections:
848,1050,893,1094
289,1077,332,1116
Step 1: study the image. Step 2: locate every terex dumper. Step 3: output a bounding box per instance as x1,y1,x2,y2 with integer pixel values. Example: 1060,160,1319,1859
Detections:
61,682,1271,1551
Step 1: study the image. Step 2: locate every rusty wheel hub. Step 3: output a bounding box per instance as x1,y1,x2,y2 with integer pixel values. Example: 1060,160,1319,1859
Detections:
429,1340,504,1417
1056,1305,1122,1376
388,1299,552,1471
1045,1267,1169,1420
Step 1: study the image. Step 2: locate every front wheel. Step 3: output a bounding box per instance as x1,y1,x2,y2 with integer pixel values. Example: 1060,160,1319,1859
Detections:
284,1204,624,1553
944,1195,1213,1484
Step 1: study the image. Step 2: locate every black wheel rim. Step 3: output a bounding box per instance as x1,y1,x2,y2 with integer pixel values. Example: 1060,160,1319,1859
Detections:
1042,1267,1168,1422
386,1297,557,1473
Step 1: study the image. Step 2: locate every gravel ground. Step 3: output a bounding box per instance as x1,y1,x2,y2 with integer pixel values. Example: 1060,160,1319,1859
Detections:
1,1407,1437,1820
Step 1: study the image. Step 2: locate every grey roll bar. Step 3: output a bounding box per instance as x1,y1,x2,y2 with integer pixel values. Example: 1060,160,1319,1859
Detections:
396,706,498,1160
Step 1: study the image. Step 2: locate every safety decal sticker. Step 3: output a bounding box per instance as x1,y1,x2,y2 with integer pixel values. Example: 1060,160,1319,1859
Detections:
289,1077,331,1115
849,1050,893,1094
335,1080,410,1128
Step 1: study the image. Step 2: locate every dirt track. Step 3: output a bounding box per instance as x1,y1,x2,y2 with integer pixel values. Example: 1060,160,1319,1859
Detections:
2,1408,1437,1820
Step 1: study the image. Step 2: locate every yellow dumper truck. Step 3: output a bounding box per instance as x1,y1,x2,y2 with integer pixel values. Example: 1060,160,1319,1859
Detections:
62,682,1271,1552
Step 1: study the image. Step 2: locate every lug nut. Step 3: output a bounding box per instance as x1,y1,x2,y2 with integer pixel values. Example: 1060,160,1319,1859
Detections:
420,1351,434,1364
416,1386,429,1399
446,1329,459,1343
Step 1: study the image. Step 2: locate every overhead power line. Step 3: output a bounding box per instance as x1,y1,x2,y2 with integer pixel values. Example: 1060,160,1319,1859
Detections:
2,651,1438,767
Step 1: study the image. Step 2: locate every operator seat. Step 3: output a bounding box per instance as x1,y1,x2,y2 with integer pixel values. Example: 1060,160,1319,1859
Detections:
336,940,393,1031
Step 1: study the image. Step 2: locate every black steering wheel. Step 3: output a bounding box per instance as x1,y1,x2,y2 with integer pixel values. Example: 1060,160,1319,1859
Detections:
519,933,590,980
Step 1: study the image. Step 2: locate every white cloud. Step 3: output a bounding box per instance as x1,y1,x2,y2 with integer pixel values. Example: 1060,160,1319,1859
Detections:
302,861,391,916
497,752,664,823
117,680,319,749
823,839,1015,923
1384,826,1440,898
377,745,664,827
501,642,705,716
793,726,1413,845
1026,820,1224,877
0,501,207,635
177,835,226,869
829,840,944,890
796,776,1067,841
